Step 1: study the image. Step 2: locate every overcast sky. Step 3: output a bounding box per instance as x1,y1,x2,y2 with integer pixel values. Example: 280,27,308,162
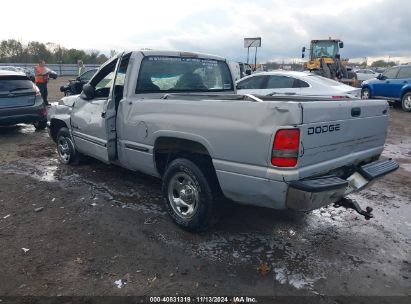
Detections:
2,0,410,63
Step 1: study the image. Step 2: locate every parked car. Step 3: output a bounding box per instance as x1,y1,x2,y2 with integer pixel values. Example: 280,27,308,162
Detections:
18,67,35,82
236,71,361,98
374,67,387,74
0,66,36,81
47,50,397,231
0,66,25,74
355,69,379,82
361,65,411,111
60,69,98,96
0,70,47,129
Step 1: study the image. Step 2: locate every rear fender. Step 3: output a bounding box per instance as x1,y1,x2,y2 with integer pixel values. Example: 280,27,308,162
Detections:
400,86,411,99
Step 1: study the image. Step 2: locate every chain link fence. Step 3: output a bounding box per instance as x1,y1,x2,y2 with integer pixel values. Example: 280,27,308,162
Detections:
0,63,101,76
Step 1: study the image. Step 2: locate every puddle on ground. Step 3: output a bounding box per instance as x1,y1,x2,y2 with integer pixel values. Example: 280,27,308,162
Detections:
400,163,411,172
2,156,410,293
19,124,35,134
1,159,59,182
274,266,323,290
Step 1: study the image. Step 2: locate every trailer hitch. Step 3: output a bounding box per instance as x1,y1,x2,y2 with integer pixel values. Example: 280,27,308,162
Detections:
334,197,373,220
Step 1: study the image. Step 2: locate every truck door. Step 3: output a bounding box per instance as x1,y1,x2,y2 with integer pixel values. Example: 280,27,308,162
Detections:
70,54,128,163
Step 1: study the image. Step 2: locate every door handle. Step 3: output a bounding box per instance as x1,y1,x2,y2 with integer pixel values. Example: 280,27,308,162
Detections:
101,112,106,118
284,92,296,95
351,107,361,117
404,81,408,84
386,81,390,83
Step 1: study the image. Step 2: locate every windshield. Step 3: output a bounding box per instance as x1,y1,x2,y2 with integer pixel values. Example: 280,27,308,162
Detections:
311,41,338,59
136,56,233,93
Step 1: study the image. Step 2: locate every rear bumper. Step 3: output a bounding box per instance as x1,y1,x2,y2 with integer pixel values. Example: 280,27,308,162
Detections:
0,103,46,126
286,159,399,210
0,113,46,125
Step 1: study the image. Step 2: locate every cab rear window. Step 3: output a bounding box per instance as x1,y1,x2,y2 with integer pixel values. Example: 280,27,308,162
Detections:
136,56,233,93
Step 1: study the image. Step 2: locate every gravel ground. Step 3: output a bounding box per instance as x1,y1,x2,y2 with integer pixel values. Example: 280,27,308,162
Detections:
0,77,410,299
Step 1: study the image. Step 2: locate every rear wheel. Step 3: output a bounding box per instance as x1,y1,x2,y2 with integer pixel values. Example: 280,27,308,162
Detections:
162,158,220,232
361,87,371,99
33,120,47,130
56,127,82,165
401,92,411,112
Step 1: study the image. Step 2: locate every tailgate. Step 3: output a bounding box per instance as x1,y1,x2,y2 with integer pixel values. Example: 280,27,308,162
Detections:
298,99,389,170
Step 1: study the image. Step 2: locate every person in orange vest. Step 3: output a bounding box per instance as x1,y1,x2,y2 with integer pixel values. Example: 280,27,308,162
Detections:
34,60,50,105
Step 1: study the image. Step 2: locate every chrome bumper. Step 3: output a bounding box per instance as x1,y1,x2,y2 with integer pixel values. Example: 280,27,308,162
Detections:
286,159,399,211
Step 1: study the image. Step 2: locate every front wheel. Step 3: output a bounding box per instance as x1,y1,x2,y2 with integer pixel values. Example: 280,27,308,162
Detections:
56,127,82,165
162,158,220,232
361,87,371,99
401,92,411,112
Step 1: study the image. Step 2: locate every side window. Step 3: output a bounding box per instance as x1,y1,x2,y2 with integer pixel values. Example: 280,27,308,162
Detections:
113,54,130,107
89,58,118,98
95,72,114,90
397,67,411,79
293,78,309,88
266,76,294,89
237,76,265,89
383,67,399,79
79,70,95,82
115,55,130,86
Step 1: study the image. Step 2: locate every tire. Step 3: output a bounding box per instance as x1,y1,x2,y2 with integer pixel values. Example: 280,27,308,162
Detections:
401,92,411,112
361,87,371,99
162,158,220,232
56,127,82,165
33,120,47,130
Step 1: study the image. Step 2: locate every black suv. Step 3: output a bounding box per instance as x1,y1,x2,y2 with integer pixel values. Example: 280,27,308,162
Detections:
0,71,47,129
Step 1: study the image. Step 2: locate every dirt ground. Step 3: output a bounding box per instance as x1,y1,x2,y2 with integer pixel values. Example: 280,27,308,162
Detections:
0,77,410,299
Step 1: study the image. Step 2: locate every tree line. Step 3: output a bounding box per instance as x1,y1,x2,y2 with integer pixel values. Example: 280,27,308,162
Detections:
0,39,109,64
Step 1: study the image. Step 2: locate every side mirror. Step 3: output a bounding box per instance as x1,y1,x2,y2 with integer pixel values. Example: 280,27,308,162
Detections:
339,41,344,48
81,83,95,100
302,46,306,53
245,69,251,76
236,84,242,90
76,76,81,81
302,53,305,59
377,74,385,80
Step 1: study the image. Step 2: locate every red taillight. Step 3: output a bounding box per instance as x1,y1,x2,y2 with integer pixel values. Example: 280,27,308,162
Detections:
271,129,300,167
40,107,47,117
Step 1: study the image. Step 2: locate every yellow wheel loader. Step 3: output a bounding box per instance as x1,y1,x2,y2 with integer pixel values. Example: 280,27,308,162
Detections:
302,38,358,87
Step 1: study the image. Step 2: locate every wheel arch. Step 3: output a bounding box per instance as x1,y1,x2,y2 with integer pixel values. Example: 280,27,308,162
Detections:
400,86,411,99
49,118,68,142
153,136,216,178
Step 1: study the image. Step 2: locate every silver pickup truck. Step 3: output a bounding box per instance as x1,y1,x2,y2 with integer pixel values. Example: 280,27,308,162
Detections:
47,50,398,231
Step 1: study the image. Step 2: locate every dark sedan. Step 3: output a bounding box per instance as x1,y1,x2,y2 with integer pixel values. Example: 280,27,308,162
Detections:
0,70,47,129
